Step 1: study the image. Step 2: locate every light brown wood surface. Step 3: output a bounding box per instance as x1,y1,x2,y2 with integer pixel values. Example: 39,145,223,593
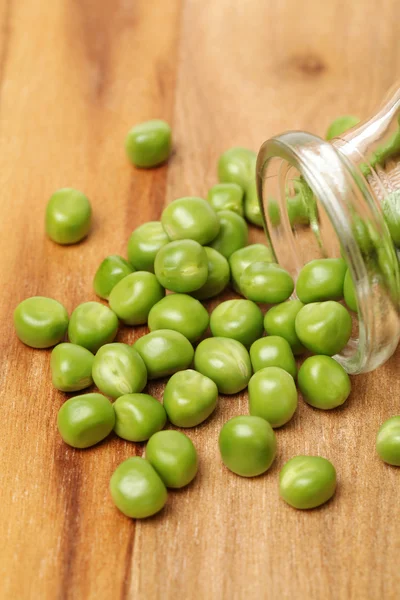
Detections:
0,1,399,599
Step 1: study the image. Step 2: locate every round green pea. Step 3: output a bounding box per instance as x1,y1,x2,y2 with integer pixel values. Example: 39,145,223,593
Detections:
207,183,244,216
50,343,94,392
125,119,172,168
240,262,294,304
110,457,167,518
326,115,360,141
219,415,276,477
14,296,69,349
92,343,147,399
248,366,298,428
109,271,165,325
343,269,357,312
296,258,347,303
264,300,305,355
154,239,208,293
68,302,118,353
298,355,351,409
249,336,297,378
163,369,218,427
229,244,274,293
382,191,400,247
376,416,400,466
113,394,166,442
134,329,194,380
146,430,198,488
148,294,209,343
93,255,133,300
194,337,252,395
295,301,352,356
127,221,170,272
45,188,92,245
209,210,248,259
190,246,230,300
57,393,115,448
218,147,256,189
161,197,220,245
210,299,263,347
279,456,337,509
244,180,263,227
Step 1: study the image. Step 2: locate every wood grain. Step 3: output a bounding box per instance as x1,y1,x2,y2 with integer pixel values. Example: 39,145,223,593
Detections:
0,1,399,599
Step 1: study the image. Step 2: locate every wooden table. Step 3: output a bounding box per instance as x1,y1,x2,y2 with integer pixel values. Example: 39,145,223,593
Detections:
1,1,399,598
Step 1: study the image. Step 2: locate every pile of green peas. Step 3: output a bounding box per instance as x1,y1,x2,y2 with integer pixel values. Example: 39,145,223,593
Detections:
13,116,400,518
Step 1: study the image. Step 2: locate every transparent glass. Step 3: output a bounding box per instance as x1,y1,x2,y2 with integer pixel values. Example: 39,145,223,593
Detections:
257,83,400,374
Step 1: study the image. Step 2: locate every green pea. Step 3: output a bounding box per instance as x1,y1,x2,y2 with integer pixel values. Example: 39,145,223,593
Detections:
109,271,165,325
113,393,166,442
295,301,352,356
161,197,220,245
50,343,94,392
249,336,297,378
218,147,256,189
148,294,208,343
240,262,294,304
194,337,252,394
279,456,337,509
93,255,133,300
287,178,314,227
207,183,244,216
296,258,347,303
343,269,357,312
154,239,208,293
163,369,218,428
68,302,118,353
248,366,297,428
146,430,198,488
57,393,115,448
298,355,351,409
45,188,92,245
127,221,170,272
382,191,400,247
209,210,248,258
125,119,171,168
92,343,147,399
264,300,305,355
326,115,360,140
14,296,69,349
376,416,400,466
268,198,281,227
229,244,274,293
219,415,276,477
110,457,167,518
244,180,263,227
134,329,194,379
190,246,230,300
210,299,263,347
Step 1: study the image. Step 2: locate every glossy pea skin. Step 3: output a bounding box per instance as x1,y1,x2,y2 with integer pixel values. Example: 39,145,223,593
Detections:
50,343,94,392
209,210,248,259
279,456,336,509
210,299,263,347
109,271,165,325
161,197,220,245
127,221,170,272
57,393,115,449
382,191,400,247
45,188,92,245
295,301,352,356
376,416,400,466
190,246,230,300
14,296,69,349
296,258,347,303
134,329,194,380
148,294,209,343
68,302,118,353
163,369,218,428
240,262,294,304
92,343,147,399
326,115,360,140
93,255,133,300
248,366,297,428
125,119,171,168
110,457,167,518
219,415,276,477
229,244,274,293
250,336,297,378
218,147,256,189
244,180,263,227
343,269,357,312
154,239,208,293
264,300,305,355
146,430,198,488
207,183,244,216
113,394,166,442
194,337,252,395
298,355,351,410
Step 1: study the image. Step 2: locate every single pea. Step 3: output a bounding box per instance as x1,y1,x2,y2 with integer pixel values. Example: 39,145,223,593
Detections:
279,456,337,509
298,355,351,409
45,188,92,245
229,244,274,293
161,197,220,245
264,300,305,355
127,221,170,272
209,299,263,347
113,393,166,442
134,329,194,379
148,294,209,343
50,343,94,392
125,119,172,168
163,369,218,427
218,147,256,189
207,183,244,216
244,180,263,227
219,415,276,477
376,416,400,466
248,366,298,428
92,343,147,399
146,430,198,488
110,457,168,518
382,191,400,247
287,178,314,227
109,271,165,325
296,258,347,303
295,301,352,356
194,337,252,395
240,262,294,304
57,393,115,448
249,336,297,378
326,115,360,140
93,255,134,300
154,239,208,292
343,269,357,312
14,296,69,349
268,198,281,227
209,210,248,259
68,302,118,353
190,246,230,300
